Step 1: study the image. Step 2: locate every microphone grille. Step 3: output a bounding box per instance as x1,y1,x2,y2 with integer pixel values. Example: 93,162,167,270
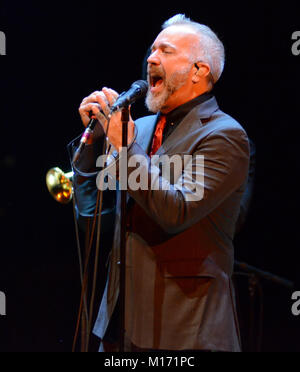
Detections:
133,80,149,95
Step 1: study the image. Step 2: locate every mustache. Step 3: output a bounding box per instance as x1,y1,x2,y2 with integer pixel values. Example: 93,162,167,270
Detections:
147,66,166,79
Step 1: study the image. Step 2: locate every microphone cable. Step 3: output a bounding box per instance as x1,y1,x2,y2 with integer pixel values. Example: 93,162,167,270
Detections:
71,114,112,352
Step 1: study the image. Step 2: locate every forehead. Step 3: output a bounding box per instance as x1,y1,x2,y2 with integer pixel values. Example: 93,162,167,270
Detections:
152,25,199,50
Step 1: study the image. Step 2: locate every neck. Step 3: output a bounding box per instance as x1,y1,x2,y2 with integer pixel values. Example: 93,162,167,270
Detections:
161,87,210,114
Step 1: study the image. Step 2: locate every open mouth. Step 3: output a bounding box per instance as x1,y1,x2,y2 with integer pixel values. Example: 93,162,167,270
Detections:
149,74,164,92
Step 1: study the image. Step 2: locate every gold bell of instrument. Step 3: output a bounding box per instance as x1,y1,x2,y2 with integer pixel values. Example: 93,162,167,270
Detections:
46,167,73,204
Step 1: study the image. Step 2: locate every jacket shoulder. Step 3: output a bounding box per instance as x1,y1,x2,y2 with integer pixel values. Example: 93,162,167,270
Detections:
209,109,245,130
135,114,157,127
209,109,248,136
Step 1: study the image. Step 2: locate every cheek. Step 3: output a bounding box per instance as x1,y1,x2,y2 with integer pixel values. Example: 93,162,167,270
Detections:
169,67,191,86
165,59,191,79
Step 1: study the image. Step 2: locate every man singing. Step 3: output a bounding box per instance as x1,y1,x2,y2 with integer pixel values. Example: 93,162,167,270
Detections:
71,14,250,352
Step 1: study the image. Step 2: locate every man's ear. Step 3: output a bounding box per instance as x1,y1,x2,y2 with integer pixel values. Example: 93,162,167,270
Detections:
192,62,211,83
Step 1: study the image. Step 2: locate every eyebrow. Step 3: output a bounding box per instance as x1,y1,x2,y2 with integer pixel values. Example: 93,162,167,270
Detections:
150,41,177,51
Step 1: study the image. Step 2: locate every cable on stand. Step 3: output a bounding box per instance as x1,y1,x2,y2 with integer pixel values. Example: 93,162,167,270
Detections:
71,114,111,352
234,260,294,352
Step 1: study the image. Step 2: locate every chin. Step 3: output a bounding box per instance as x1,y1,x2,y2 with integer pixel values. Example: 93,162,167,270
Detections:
145,90,169,113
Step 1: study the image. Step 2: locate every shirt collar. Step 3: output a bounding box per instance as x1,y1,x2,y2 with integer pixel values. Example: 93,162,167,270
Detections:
159,91,214,126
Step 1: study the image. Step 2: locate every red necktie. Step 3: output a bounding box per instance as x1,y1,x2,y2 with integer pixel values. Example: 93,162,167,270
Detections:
149,115,167,157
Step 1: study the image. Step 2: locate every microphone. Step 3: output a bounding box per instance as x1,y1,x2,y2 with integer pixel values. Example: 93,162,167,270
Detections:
73,80,148,164
110,80,148,113
72,114,97,164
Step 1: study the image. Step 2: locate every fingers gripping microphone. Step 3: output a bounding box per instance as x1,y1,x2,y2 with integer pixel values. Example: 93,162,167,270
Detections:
110,80,148,113
73,80,148,164
72,114,97,164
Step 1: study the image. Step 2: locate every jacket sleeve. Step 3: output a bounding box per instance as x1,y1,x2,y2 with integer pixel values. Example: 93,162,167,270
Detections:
235,137,256,234
67,122,116,234
106,125,250,235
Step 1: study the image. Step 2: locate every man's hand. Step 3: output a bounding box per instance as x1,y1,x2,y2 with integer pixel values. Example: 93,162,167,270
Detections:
78,87,135,151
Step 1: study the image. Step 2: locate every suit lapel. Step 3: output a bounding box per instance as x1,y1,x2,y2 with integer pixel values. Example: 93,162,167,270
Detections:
155,96,219,155
135,114,158,154
133,96,219,156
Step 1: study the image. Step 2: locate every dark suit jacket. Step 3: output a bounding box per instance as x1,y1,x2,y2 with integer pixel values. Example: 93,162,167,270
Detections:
70,96,250,351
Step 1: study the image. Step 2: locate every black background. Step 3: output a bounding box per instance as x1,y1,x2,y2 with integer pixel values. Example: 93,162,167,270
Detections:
0,0,300,352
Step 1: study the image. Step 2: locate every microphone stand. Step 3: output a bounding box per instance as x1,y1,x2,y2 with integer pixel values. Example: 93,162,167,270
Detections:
234,260,294,351
71,102,132,352
119,106,130,352
234,260,294,289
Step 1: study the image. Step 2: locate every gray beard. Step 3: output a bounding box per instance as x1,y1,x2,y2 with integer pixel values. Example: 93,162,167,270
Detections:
145,85,174,113
145,65,192,113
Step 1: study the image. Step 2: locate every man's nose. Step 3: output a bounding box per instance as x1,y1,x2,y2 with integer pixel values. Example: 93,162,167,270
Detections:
147,50,160,65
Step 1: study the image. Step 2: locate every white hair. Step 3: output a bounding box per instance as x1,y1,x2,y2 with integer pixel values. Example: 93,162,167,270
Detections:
162,14,225,83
